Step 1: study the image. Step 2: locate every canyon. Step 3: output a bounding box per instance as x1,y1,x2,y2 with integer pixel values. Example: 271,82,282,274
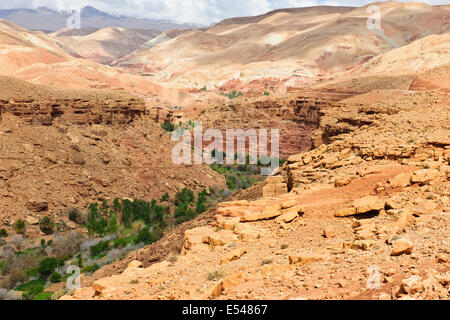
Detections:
0,1,448,301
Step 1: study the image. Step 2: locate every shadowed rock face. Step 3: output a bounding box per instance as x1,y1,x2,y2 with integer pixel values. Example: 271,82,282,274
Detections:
0,97,146,126
194,93,346,158
0,76,147,126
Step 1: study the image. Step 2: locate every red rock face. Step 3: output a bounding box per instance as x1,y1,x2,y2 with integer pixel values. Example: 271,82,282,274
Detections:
0,97,146,126
194,94,342,159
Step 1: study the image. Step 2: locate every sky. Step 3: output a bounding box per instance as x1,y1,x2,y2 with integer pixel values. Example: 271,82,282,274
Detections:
0,0,448,24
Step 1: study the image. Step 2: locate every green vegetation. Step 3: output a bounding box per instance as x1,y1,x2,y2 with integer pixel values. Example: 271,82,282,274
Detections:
68,208,82,224
90,240,110,258
0,182,242,298
263,91,271,96
38,257,58,278
227,90,244,99
81,264,100,274
34,292,53,300
0,228,7,237
39,216,55,235
13,219,27,235
161,122,175,132
50,272,62,283
200,85,207,91
20,282,45,300
160,193,170,202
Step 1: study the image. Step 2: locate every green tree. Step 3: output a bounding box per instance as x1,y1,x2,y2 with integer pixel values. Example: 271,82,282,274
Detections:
39,216,55,235
107,213,118,234
38,257,58,278
50,272,62,283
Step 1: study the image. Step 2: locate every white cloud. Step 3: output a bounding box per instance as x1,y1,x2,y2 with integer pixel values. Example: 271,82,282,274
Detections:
0,0,447,24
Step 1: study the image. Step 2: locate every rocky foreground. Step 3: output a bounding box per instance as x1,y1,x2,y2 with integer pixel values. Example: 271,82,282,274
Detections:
62,89,449,300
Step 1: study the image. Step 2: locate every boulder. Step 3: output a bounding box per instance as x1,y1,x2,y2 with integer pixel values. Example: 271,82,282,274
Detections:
289,252,327,264
335,207,357,217
353,196,385,214
221,248,248,265
411,169,438,185
262,183,288,197
25,216,39,225
391,238,414,256
233,223,262,241
389,172,412,188
26,199,48,212
240,204,282,222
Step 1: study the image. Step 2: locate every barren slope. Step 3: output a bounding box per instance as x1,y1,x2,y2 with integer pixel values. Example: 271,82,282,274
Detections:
64,89,450,301
51,27,161,64
114,2,450,89
0,77,226,231
0,19,163,95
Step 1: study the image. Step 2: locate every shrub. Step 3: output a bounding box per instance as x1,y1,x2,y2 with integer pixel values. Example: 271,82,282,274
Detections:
90,240,110,257
263,91,271,96
39,216,55,235
161,122,175,132
38,257,58,278
13,220,26,235
51,232,85,261
174,188,195,206
0,228,7,237
135,227,153,245
207,269,224,281
49,272,62,283
68,209,81,223
160,193,170,202
81,264,99,274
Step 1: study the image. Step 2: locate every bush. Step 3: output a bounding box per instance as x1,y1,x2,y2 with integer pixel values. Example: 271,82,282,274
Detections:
264,91,271,96
135,227,153,245
68,209,81,223
51,232,85,261
90,240,110,257
49,272,62,283
38,257,58,278
135,227,162,245
13,220,26,235
174,188,195,206
0,228,7,237
39,216,55,235
160,193,170,202
81,264,99,274
161,122,175,132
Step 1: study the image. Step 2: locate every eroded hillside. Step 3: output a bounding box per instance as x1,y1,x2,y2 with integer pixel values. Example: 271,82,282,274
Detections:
63,88,449,300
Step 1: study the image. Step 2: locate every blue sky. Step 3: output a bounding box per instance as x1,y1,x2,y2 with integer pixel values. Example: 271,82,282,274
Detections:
1,0,448,24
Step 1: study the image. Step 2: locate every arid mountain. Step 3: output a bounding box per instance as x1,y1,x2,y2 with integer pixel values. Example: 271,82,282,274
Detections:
50,27,161,64
0,6,204,32
355,33,450,76
0,2,449,302
114,2,450,90
0,76,226,230
64,85,450,301
0,18,163,94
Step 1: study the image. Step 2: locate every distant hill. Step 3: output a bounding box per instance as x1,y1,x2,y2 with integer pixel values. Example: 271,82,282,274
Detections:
0,6,204,32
